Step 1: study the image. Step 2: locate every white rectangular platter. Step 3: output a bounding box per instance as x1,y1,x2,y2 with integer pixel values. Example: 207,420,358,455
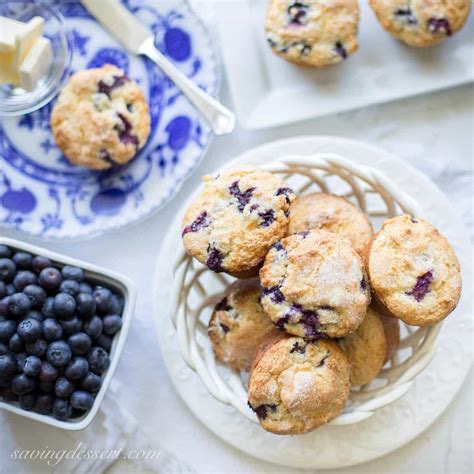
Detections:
211,0,474,129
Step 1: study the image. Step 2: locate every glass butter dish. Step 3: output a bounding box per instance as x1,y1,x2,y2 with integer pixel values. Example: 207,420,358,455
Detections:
0,1,72,116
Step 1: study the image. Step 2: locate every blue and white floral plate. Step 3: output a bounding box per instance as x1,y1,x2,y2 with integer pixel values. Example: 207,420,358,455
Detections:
0,0,218,239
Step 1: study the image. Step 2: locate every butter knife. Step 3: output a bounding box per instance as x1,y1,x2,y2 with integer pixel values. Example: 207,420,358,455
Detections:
80,0,235,135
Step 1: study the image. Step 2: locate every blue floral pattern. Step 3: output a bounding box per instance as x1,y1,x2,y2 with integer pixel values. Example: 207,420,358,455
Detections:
0,0,218,239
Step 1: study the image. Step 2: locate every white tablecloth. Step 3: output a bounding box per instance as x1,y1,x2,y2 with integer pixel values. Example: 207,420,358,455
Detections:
1,40,472,474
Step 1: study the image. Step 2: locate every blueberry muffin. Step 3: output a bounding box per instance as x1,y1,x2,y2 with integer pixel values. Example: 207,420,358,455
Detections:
288,193,373,254
265,0,360,67
208,279,281,371
365,215,462,326
380,313,400,362
369,0,471,47
338,308,387,386
260,230,370,339
51,64,151,170
248,336,350,434
182,166,296,276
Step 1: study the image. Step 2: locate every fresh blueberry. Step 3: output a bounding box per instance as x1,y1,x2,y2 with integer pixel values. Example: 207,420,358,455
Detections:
0,258,16,282
70,390,94,411
53,293,76,320
17,318,42,342
0,282,5,299
68,332,92,356
0,387,18,402
5,284,15,296
11,373,37,395
23,284,46,308
19,392,37,410
59,316,83,336
39,267,62,291
41,297,55,319
108,294,124,315
61,266,84,283
42,318,63,342
93,287,112,313
32,256,52,274
102,314,122,336
34,393,53,414
0,320,16,342
52,397,72,420
15,352,27,371
13,271,37,291
87,347,110,375
39,380,55,393
8,293,31,318
46,341,72,367
12,252,33,270
39,361,59,382
81,372,101,393
23,355,42,377
24,310,43,323
54,377,75,398
59,279,80,296
76,293,97,318
79,283,92,294
84,316,103,339
96,334,112,352
0,342,7,355
0,353,17,378
0,245,11,258
25,339,47,357
9,333,24,353
0,300,8,317
65,357,89,380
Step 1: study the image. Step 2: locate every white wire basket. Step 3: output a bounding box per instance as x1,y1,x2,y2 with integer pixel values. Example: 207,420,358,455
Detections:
170,152,442,427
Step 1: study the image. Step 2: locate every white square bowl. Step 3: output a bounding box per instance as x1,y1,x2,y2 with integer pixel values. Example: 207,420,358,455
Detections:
0,236,137,430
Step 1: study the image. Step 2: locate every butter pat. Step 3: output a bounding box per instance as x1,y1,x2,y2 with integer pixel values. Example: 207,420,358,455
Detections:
0,17,24,52
13,16,45,69
0,15,50,90
19,36,52,91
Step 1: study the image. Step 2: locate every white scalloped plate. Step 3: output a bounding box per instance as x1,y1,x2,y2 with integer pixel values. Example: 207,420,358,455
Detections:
153,136,472,469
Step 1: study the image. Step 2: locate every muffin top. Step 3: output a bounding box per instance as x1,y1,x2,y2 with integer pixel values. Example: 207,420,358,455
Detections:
339,307,387,386
369,0,471,47
260,229,370,338
208,279,280,371
51,64,150,170
248,336,350,435
182,166,296,275
366,214,462,326
265,0,360,67
288,192,373,253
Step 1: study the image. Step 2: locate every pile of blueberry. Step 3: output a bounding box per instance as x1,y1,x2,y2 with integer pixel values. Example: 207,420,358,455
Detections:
0,244,124,421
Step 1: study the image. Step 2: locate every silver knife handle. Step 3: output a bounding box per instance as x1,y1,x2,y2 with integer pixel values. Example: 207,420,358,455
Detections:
140,37,235,136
